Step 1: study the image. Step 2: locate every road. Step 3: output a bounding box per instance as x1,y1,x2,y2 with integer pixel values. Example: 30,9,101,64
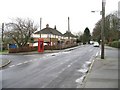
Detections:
1,45,100,88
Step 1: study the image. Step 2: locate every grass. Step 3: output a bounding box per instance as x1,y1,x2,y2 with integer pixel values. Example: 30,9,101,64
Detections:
0,50,8,54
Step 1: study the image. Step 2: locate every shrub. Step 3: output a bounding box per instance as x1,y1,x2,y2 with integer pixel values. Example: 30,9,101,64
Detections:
108,41,120,48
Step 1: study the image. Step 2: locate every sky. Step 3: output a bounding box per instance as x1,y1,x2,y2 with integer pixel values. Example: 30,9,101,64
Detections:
0,0,119,34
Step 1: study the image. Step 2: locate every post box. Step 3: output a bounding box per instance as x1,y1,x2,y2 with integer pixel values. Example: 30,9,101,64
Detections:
38,38,44,52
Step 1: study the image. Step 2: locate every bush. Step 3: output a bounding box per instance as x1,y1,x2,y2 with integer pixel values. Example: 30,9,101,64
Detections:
108,41,120,48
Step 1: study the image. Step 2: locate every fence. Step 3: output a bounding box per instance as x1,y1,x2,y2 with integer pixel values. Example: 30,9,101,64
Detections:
9,46,37,53
9,43,78,53
44,43,78,50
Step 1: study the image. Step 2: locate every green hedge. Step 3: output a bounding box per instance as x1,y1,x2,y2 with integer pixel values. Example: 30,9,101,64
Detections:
108,41,120,48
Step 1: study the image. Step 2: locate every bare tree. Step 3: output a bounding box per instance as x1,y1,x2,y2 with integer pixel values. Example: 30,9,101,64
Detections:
5,18,38,48
92,11,120,43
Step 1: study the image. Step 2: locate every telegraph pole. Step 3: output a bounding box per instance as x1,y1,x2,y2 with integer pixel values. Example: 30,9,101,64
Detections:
40,18,42,38
1,23,4,51
2,23,4,42
101,0,106,59
68,17,70,39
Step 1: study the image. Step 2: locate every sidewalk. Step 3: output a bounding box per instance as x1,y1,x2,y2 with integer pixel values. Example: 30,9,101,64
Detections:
0,59,11,68
83,46,119,88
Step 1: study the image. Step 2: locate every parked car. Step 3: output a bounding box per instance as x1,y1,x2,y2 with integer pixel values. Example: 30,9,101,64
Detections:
93,42,99,47
90,41,94,45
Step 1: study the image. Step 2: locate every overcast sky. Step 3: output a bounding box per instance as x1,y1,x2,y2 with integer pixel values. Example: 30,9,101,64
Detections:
0,0,119,34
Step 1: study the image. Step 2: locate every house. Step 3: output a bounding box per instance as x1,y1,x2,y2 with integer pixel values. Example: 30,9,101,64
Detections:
32,24,63,46
63,31,77,45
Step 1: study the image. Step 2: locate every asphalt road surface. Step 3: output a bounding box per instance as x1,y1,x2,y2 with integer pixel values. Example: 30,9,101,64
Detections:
1,45,100,88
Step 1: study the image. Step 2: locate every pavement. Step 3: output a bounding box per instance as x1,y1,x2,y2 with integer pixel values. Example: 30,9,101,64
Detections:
0,59,11,68
80,46,119,88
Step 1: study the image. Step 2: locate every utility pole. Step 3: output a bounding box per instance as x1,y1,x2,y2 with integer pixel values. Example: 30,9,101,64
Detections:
40,18,42,38
101,0,106,59
2,23,4,42
68,17,70,39
1,23,4,51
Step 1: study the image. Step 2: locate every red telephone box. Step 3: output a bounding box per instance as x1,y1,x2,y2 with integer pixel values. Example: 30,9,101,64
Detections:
38,38,44,52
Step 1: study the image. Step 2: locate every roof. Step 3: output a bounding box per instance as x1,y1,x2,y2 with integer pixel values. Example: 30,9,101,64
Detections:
34,24,63,36
63,31,76,38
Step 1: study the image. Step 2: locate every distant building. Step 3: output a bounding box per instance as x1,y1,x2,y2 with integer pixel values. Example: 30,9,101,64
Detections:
63,17,77,44
63,31,77,44
32,24,77,47
32,24,63,46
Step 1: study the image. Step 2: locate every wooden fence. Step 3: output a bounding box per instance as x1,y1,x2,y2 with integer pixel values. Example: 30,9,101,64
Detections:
9,43,78,53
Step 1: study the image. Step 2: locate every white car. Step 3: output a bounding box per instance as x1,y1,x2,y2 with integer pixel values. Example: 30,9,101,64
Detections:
93,42,99,47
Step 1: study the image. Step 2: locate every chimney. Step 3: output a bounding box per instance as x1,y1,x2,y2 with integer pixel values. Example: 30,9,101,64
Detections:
68,17,70,32
54,25,56,30
46,24,49,28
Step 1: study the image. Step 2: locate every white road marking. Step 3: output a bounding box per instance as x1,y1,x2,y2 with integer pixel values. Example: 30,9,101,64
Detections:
67,65,71,67
9,65,15,68
29,60,33,62
61,68,66,72
16,63,22,66
23,61,29,64
96,52,99,57
99,50,101,55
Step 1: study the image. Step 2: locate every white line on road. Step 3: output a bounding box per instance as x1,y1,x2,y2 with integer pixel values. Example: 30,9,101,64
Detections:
23,61,29,64
99,50,101,55
29,60,33,62
67,65,71,67
9,65,15,68
16,63,23,66
96,52,99,57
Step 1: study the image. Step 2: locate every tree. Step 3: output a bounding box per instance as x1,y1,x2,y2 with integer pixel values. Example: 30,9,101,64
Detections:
92,11,120,43
74,31,83,43
83,27,91,44
5,18,38,48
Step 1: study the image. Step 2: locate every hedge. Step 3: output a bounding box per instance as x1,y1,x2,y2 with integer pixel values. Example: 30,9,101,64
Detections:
108,41,120,48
